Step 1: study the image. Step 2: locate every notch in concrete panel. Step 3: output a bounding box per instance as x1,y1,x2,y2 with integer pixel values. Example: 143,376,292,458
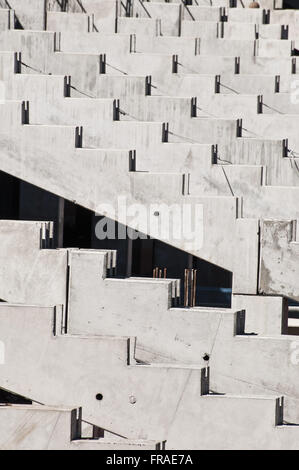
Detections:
104,251,110,278
255,24,259,40
170,279,181,308
200,367,210,396
113,99,120,121
125,0,133,17
75,126,83,148
99,54,106,74
156,442,167,451
178,4,182,37
130,34,136,53
182,173,190,196
40,223,47,249
215,75,221,94
61,0,69,12
162,123,169,143
260,165,267,186
236,197,243,219
71,407,82,441
145,76,152,96
281,25,289,40
220,7,228,22
262,9,270,25
191,97,197,117
172,55,178,74
63,252,71,335
274,75,280,93
275,397,284,426
211,144,218,165
105,250,117,278
236,118,242,137
290,219,297,243
21,101,29,125
53,305,57,336
54,32,61,52
115,0,119,33
53,304,65,336
292,57,296,74
49,221,54,248
88,14,96,33
129,150,136,172
175,279,181,307
235,310,246,336
218,21,225,39
156,19,162,37
8,9,14,30
195,38,200,55
257,95,263,114
43,0,47,31
119,0,126,17
64,75,71,97
127,337,136,365
45,223,50,248
282,138,289,158
14,52,21,74
234,57,240,75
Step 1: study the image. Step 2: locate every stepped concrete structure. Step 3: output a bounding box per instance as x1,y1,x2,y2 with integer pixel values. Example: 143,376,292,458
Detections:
0,0,298,450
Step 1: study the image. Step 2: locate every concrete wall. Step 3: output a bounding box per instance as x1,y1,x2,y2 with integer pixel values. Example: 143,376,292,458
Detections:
0,0,297,450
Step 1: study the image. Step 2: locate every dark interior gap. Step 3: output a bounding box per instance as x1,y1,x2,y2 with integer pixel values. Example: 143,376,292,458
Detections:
0,170,232,308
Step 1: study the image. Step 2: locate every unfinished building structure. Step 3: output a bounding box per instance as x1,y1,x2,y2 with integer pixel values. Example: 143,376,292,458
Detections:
0,0,298,450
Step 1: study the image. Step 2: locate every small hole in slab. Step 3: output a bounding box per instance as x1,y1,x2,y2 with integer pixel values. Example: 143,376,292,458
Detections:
95,393,103,401
203,354,210,362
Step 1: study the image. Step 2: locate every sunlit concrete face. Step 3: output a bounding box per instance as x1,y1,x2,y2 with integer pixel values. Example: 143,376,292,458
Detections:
0,0,297,450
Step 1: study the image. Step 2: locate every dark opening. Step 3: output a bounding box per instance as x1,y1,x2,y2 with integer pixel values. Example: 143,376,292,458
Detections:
63,200,92,248
282,0,299,8
0,171,62,246
0,388,32,404
0,171,20,219
95,393,103,401
0,171,93,249
132,238,232,308
0,171,232,308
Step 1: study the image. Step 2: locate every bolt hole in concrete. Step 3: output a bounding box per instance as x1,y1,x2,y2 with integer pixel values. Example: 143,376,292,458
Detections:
95,393,103,401
203,354,210,362
129,396,137,404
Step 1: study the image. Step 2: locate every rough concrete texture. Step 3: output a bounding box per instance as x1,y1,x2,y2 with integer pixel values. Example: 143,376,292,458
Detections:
0,0,297,450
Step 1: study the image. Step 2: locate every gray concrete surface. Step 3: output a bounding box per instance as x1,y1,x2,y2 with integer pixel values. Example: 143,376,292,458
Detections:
0,0,297,450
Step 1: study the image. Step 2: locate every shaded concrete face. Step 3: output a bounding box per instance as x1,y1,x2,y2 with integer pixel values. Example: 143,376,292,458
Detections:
0,0,298,450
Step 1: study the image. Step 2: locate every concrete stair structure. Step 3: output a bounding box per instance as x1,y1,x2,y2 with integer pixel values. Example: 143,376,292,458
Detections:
0,0,297,449
0,404,163,450
0,298,299,449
